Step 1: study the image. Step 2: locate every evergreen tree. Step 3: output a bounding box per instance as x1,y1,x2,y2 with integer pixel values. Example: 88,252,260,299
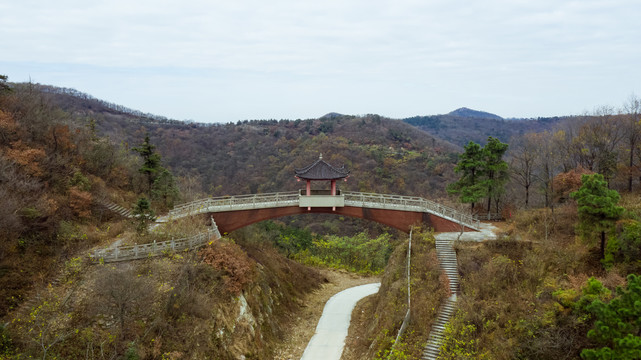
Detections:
132,134,162,193
581,274,641,359
482,137,509,217
132,134,180,210
0,75,11,94
570,173,624,261
448,137,509,215
447,141,486,211
151,168,180,211
133,197,155,235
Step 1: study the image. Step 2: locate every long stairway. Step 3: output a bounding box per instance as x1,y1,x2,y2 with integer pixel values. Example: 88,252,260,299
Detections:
97,198,134,218
422,237,459,359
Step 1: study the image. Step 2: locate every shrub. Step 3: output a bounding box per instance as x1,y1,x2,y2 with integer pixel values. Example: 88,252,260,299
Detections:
200,241,256,295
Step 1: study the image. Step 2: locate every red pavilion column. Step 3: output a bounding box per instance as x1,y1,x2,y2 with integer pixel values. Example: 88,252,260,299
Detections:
331,180,336,211
306,180,311,210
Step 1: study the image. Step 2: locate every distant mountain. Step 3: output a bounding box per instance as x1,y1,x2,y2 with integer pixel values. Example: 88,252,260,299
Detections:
320,112,343,119
404,110,565,146
448,107,503,120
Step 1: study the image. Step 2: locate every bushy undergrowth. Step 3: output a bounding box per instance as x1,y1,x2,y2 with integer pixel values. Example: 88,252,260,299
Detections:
4,236,325,359
134,215,210,245
200,240,256,295
294,232,393,274
232,221,394,274
439,203,639,359
342,227,447,359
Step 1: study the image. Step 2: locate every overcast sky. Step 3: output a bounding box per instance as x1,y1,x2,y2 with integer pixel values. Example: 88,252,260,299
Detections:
1,0,639,122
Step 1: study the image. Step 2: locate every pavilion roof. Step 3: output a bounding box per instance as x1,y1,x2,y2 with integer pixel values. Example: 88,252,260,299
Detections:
295,154,349,180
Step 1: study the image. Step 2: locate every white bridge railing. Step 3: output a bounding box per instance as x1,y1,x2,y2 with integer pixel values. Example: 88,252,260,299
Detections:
162,191,479,230
90,227,221,263
163,192,300,222
342,191,480,230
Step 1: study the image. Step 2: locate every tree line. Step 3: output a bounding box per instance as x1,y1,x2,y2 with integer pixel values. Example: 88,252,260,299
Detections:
508,96,641,208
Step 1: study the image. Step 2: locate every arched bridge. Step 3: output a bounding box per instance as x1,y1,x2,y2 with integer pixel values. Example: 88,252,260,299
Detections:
157,191,480,233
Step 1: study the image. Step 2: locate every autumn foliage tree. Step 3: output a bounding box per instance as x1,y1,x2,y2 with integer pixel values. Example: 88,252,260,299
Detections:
200,241,255,295
553,166,593,203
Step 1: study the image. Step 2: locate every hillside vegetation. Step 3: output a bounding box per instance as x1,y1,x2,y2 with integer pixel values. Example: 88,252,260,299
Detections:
0,80,329,359
343,227,448,359
39,84,464,200
3,79,641,359
404,112,564,147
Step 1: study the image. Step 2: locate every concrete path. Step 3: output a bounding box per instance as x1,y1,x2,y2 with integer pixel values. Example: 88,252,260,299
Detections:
434,222,498,242
301,282,381,360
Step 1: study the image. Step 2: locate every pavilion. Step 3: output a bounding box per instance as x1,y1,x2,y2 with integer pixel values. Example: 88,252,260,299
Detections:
295,154,349,210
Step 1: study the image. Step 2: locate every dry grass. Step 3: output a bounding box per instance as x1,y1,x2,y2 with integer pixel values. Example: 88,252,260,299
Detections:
342,227,447,359
440,204,633,359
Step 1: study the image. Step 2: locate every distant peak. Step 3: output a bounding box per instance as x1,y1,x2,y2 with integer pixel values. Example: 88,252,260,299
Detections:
448,107,503,120
320,112,343,119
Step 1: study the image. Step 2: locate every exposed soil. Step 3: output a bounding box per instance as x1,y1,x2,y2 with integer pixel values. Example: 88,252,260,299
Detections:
272,269,379,360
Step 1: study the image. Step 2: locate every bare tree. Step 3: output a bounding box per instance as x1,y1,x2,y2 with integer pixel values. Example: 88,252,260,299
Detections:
508,133,539,208
621,94,641,191
94,267,155,335
535,131,561,209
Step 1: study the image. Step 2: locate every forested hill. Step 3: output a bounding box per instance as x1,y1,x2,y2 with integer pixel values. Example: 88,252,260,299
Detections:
38,84,462,199
101,116,461,198
403,110,566,146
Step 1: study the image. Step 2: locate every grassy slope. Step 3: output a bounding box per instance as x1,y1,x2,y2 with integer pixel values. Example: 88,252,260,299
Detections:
440,199,639,359
343,228,448,359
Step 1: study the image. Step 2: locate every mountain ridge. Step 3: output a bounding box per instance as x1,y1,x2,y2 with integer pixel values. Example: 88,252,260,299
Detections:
447,107,503,120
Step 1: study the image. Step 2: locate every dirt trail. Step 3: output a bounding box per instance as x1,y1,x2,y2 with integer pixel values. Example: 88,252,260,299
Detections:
273,269,379,360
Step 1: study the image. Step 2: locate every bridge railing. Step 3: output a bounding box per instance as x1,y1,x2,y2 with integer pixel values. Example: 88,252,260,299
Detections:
166,191,299,220
90,228,220,263
343,191,479,230
162,190,479,230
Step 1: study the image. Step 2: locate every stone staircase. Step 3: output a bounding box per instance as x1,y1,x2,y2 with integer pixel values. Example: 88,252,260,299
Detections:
97,198,133,218
435,239,459,293
423,293,457,358
422,238,459,360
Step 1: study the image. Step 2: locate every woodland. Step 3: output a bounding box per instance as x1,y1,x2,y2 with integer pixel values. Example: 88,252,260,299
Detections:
1,76,641,359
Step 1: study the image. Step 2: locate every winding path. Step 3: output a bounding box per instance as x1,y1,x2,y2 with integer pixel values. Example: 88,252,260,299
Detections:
300,282,381,360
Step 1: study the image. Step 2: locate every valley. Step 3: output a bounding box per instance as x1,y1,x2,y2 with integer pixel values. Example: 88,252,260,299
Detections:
1,78,641,359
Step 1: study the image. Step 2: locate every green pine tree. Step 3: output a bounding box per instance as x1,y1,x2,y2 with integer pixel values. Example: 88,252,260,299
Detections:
581,274,641,359
570,173,624,262
151,168,180,211
0,75,11,94
448,138,509,215
132,134,180,210
447,141,486,212
482,137,509,217
133,197,155,235
132,134,162,193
